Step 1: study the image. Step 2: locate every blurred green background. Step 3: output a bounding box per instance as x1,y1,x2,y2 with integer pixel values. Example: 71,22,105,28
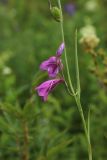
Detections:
0,0,107,159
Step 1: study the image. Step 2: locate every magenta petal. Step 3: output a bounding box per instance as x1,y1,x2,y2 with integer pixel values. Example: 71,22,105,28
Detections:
40,43,64,78
40,60,50,70
48,56,57,63
40,56,56,71
40,56,60,78
36,80,50,89
35,79,64,101
36,87,48,97
36,83,49,101
56,43,65,56
48,65,59,78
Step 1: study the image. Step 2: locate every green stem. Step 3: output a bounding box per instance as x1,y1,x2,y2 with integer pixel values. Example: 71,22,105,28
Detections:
75,30,80,99
57,0,92,160
74,97,92,160
58,0,75,95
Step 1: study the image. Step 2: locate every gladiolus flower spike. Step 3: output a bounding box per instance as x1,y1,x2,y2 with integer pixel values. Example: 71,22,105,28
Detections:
36,43,64,101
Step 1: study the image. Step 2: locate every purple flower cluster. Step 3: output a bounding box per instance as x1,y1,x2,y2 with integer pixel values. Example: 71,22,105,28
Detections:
35,43,65,101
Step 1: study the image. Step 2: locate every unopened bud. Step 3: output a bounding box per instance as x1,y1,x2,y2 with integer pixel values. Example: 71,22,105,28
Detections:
50,6,62,22
56,42,65,56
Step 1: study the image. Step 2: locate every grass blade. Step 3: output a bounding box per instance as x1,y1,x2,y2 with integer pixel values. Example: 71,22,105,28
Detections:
75,29,80,99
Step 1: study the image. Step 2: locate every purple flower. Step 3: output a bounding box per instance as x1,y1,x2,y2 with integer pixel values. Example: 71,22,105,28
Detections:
35,79,64,101
56,42,65,57
40,43,65,78
64,3,76,16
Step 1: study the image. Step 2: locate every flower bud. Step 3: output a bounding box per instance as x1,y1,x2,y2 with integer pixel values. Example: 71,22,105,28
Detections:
56,42,65,56
50,6,62,22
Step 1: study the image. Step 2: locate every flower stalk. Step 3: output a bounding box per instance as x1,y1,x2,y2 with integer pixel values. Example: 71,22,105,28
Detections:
57,0,75,96
57,0,92,159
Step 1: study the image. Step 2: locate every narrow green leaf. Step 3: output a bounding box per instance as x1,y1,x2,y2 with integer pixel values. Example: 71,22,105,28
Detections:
47,138,73,157
75,29,80,98
87,107,91,139
0,117,10,132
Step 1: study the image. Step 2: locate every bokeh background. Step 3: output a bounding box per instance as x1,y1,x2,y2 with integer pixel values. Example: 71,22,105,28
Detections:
0,0,107,159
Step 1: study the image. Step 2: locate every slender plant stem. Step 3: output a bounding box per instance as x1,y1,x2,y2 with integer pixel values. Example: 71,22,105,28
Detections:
75,30,80,99
74,97,92,160
57,0,92,160
57,0,75,95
